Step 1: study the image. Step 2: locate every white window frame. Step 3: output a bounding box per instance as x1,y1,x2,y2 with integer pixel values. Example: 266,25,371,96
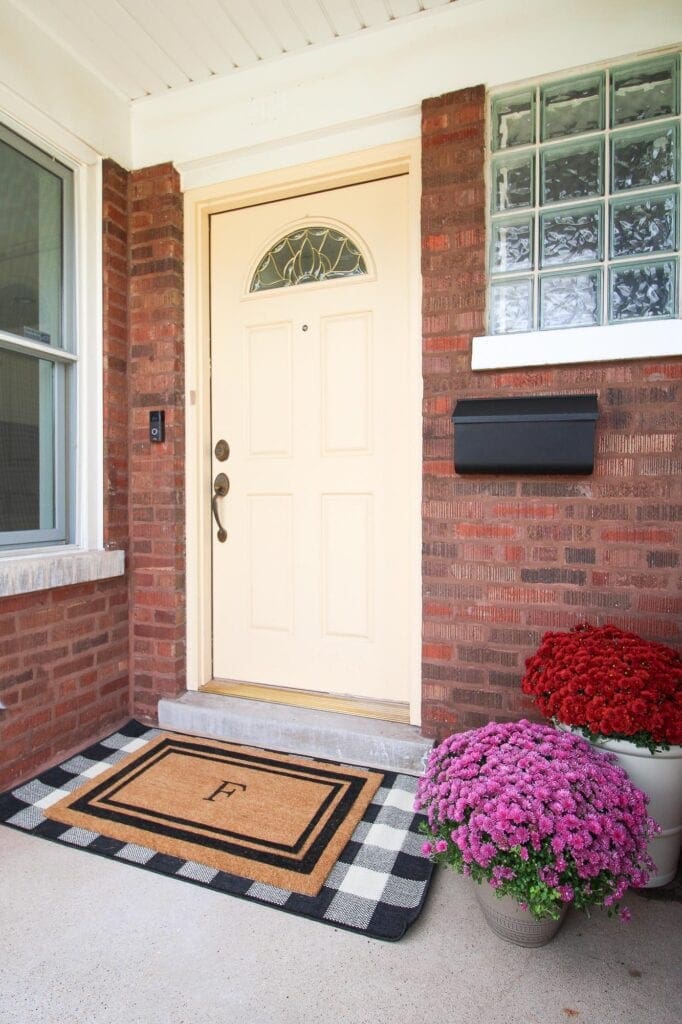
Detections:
473,47,682,371
0,101,124,597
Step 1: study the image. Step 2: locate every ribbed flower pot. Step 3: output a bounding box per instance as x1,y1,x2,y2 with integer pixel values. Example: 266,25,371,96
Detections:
557,724,682,887
473,882,568,947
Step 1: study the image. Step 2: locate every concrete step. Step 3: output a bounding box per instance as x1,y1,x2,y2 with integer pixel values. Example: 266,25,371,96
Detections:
158,690,433,776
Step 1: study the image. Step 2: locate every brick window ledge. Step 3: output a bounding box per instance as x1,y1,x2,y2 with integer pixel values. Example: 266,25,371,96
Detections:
0,548,125,599
471,319,682,371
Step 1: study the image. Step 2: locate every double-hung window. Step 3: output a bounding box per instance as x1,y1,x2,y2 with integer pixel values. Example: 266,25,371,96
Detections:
0,123,75,549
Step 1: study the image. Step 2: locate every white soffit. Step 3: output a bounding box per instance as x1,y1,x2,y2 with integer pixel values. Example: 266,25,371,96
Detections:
0,2,130,166
9,0,461,102
133,0,682,178
5,0,682,175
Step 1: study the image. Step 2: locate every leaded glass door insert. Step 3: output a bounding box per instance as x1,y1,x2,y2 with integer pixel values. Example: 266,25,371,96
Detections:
249,225,367,291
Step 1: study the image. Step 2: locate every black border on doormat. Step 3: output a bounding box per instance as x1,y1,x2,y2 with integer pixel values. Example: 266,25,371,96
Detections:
0,721,435,941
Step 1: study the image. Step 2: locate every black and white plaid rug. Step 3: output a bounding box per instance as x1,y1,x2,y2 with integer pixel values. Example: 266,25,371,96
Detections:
0,721,434,941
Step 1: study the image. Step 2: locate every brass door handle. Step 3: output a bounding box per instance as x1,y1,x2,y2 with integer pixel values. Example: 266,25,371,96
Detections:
212,473,229,543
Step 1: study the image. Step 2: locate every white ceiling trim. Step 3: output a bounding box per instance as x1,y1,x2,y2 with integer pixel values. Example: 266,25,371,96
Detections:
133,0,682,173
9,0,460,103
177,105,421,191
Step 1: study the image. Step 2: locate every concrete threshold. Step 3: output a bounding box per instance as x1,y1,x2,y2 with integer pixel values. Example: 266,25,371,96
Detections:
158,690,434,775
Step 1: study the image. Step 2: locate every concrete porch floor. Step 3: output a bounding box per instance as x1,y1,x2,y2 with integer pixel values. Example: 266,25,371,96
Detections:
1,827,679,1024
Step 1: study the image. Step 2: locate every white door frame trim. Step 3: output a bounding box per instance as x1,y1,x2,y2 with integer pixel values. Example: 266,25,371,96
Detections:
184,139,423,725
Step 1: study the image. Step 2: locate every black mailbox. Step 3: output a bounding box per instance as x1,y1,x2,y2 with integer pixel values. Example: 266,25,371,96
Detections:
452,394,599,475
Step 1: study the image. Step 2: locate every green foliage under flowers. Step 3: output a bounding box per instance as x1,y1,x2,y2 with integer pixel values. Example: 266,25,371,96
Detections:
564,721,670,756
419,820,623,921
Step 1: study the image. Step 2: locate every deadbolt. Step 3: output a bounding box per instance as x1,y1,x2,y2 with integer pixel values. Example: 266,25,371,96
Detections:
214,439,230,462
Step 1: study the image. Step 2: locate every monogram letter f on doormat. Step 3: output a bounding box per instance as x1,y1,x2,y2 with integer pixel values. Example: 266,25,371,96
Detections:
43,733,381,897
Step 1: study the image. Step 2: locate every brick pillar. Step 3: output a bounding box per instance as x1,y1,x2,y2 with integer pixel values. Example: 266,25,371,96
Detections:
420,87,681,742
421,87,488,737
128,163,186,721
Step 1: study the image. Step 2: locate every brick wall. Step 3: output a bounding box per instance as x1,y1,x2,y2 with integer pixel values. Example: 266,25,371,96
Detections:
128,163,186,721
0,160,131,789
421,86,682,740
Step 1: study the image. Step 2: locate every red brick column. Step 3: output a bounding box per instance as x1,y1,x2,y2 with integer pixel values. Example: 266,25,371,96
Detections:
421,87,681,741
128,163,185,721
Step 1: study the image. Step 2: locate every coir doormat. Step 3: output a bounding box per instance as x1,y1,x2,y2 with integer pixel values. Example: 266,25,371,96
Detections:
43,730,382,897
0,721,434,940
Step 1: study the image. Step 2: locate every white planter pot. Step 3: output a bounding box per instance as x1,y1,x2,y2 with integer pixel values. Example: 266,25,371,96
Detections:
557,724,682,887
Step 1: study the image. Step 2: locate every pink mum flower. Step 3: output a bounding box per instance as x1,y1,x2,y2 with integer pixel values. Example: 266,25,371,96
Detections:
415,720,659,923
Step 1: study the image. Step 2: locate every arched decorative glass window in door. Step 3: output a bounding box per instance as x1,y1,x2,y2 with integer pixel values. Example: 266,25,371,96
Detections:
249,225,368,292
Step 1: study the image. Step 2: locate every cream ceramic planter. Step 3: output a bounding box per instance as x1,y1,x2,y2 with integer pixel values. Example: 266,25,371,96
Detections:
473,881,568,947
558,724,682,887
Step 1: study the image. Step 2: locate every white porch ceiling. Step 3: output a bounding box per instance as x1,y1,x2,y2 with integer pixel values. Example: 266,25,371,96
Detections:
10,0,459,102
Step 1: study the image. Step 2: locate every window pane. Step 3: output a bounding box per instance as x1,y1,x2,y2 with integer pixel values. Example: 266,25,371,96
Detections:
610,191,677,258
491,154,534,212
491,215,534,273
541,139,604,204
612,55,680,126
0,137,66,347
540,270,601,329
541,73,605,141
492,91,535,151
541,204,603,267
611,122,679,192
0,348,55,533
490,278,533,334
609,259,677,321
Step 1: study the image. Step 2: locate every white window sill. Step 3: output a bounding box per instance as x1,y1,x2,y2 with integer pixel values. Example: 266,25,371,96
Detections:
471,319,682,371
0,548,125,599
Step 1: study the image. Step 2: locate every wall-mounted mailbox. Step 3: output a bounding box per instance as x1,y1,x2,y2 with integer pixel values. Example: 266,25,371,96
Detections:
452,394,599,475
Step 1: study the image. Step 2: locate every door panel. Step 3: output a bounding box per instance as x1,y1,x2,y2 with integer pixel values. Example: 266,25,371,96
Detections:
322,492,373,640
247,322,293,457
321,312,372,453
248,493,294,633
210,175,411,702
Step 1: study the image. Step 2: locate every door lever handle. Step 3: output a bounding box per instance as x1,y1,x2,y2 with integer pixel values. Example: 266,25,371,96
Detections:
212,473,229,543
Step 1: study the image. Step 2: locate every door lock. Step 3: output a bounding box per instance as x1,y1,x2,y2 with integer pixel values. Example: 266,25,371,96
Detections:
214,439,230,462
212,472,230,543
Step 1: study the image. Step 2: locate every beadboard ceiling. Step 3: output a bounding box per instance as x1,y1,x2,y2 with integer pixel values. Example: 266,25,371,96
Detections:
10,0,459,102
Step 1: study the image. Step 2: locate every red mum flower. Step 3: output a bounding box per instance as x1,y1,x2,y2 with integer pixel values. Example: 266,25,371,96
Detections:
520,624,682,751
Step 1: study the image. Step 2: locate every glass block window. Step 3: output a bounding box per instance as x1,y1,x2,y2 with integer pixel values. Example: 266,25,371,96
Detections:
250,225,367,292
488,52,681,333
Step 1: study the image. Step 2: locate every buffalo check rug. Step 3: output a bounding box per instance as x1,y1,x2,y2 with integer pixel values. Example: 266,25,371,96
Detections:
0,721,434,940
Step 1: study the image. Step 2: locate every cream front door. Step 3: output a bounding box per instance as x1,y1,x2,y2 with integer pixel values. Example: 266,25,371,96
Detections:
210,175,411,703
